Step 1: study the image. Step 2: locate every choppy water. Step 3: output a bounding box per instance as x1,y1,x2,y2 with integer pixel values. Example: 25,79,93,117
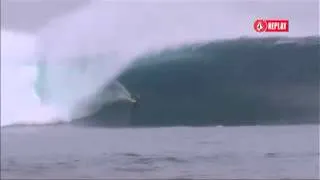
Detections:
1,124,319,179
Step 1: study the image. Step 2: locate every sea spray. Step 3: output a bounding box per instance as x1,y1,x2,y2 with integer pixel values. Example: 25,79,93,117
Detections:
0,30,133,127
1,30,60,126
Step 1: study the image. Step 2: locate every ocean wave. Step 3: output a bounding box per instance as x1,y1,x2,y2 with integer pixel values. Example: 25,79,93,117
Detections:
78,36,319,126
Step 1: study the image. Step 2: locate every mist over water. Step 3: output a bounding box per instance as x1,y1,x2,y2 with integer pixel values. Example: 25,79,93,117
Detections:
1,1,318,127
1,30,59,127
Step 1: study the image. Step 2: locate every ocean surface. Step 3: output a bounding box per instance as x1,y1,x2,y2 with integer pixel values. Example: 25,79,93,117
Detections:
1,124,319,179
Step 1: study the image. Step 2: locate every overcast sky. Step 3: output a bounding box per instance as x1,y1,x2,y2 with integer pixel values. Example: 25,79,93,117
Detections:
1,0,319,36
1,0,90,32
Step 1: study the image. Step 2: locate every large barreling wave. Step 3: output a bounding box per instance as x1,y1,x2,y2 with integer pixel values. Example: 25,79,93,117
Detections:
117,37,319,126
1,2,319,127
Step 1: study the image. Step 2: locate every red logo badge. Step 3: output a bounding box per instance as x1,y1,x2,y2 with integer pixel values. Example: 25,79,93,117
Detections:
254,19,289,33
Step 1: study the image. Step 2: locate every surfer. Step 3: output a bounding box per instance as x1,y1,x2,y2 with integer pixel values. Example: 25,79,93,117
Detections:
131,94,140,108
130,95,140,112
129,94,140,119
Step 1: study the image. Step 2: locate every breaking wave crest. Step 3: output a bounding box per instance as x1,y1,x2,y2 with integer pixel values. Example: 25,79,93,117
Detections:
1,30,134,127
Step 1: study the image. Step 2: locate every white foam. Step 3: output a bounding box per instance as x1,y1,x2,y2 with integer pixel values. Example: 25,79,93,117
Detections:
1,30,60,127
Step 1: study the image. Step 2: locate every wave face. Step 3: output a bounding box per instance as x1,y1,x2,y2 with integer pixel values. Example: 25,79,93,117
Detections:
80,37,319,126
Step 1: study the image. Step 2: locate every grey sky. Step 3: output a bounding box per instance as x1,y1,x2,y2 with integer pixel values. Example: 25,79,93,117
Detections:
1,0,319,36
1,0,90,32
